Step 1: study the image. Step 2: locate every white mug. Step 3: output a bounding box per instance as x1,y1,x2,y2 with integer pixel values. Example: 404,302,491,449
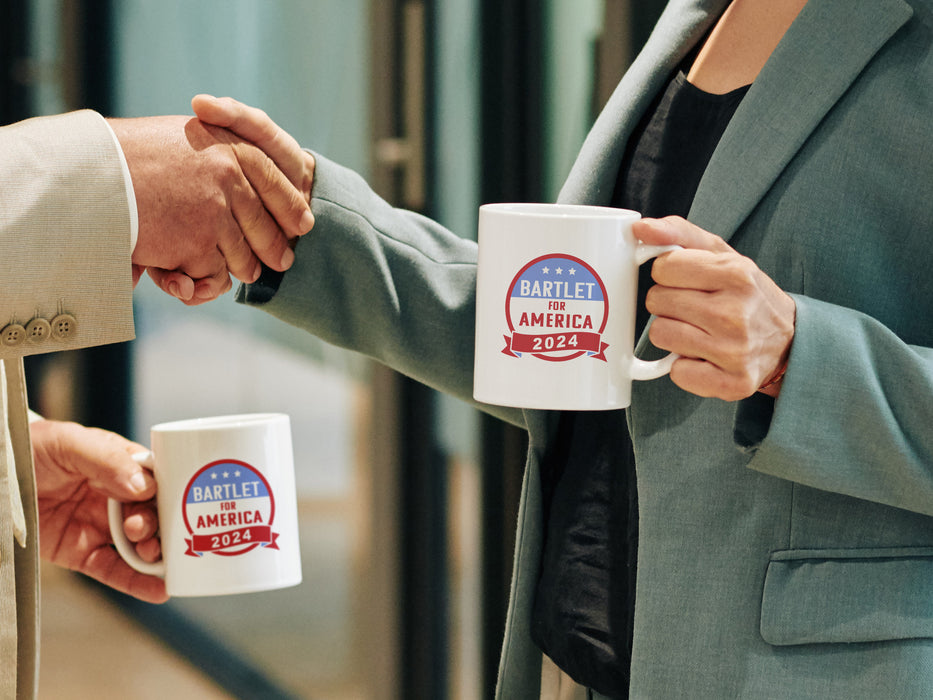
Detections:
108,413,302,597
473,203,678,410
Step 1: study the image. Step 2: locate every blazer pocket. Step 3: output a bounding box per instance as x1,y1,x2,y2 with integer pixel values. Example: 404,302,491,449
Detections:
761,547,933,646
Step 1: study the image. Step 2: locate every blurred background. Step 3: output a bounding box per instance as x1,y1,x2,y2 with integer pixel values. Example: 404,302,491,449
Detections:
1,1,664,697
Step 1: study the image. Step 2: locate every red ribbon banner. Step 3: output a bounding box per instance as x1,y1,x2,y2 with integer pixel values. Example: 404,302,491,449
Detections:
503,332,607,361
186,526,279,556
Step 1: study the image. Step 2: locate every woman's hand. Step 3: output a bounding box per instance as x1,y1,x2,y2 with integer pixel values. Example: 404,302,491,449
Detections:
191,94,315,211
634,216,795,400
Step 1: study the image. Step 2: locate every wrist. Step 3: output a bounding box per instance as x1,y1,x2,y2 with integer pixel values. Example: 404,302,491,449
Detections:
759,292,796,397
758,348,790,397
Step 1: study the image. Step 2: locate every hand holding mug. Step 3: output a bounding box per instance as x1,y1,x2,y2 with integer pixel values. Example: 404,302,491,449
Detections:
108,413,302,597
635,216,796,400
30,419,167,603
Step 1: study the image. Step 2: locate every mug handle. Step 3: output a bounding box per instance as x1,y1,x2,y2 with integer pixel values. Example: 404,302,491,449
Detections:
630,242,681,381
107,450,166,578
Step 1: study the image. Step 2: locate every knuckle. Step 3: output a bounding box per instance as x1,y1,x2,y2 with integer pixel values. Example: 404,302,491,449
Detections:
649,256,669,282
646,319,666,346
211,151,242,188
644,286,659,313
718,375,753,402
238,202,270,234
257,154,281,190
723,254,758,287
227,236,256,267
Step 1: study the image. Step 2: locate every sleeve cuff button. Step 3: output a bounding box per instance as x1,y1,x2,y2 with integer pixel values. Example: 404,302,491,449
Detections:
51,314,77,340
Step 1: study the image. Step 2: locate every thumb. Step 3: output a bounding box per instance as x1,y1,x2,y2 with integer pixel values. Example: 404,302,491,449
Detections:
145,267,196,302
54,422,156,501
191,94,236,129
83,445,156,502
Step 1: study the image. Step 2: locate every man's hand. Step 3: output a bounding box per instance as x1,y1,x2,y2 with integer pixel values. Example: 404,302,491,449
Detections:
31,419,167,603
634,216,796,401
109,115,314,305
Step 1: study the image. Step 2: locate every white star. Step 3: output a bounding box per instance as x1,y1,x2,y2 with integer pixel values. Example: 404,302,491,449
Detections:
541,266,550,274
223,471,230,478
569,268,576,276
234,470,241,478
211,473,218,479
556,267,563,275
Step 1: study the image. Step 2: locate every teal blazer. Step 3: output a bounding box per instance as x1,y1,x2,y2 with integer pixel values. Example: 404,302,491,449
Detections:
243,0,933,696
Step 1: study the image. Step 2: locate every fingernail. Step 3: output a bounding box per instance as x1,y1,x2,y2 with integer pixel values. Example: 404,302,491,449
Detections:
299,209,314,234
129,471,151,495
280,247,296,269
178,278,195,300
169,281,181,298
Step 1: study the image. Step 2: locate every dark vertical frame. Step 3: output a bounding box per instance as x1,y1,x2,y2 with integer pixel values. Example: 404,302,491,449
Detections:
77,0,113,111
477,0,542,696
398,378,449,700
0,0,30,124
371,1,449,697
398,3,449,698
479,0,545,204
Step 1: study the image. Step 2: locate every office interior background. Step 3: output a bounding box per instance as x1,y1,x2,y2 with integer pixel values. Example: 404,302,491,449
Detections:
1,1,664,697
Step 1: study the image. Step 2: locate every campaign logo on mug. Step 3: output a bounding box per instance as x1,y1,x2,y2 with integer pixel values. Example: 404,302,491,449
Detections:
108,413,302,597
182,459,279,557
474,203,679,411
502,253,610,361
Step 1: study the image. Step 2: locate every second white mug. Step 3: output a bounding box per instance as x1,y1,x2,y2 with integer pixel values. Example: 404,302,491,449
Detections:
108,413,302,597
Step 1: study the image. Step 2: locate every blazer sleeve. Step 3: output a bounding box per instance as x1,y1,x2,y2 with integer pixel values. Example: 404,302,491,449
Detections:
738,292,933,517
0,110,136,361
238,152,526,428
722,0,933,518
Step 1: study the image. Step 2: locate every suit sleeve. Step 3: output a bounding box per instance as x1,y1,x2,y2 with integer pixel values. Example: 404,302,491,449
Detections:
238,152,526,428
0,110,136,361
741,294,933,517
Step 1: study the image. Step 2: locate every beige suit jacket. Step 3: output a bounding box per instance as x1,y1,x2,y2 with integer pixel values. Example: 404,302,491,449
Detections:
0,110,136,699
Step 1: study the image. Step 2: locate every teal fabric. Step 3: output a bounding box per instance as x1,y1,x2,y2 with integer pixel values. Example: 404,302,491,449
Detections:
761,547,933,645
242,0,933,696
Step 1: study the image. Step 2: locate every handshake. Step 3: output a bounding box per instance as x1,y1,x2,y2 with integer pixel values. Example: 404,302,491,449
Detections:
112,94,315,304
0,95,320,609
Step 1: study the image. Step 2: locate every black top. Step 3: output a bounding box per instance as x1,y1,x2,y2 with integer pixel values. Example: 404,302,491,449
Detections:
530,72,750,698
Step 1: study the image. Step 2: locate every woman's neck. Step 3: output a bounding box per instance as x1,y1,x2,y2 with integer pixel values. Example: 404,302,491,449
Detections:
687,0,809,94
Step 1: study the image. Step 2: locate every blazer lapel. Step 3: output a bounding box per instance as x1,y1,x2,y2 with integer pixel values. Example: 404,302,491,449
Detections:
689,0,914,241
558,0,731,205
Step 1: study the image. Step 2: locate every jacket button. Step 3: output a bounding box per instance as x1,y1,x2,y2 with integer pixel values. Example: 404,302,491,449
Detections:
1,323,27,347
50,314,77,340
26,318,51,344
